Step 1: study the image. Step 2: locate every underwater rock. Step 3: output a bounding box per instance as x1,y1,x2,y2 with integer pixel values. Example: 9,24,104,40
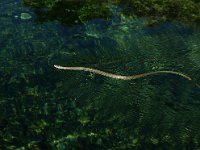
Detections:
20,12,32,20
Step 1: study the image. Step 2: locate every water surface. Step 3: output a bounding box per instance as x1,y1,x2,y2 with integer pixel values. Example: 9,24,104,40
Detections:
0,0,200,149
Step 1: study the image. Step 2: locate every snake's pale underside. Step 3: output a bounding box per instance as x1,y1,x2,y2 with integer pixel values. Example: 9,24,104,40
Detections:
54,65,199,87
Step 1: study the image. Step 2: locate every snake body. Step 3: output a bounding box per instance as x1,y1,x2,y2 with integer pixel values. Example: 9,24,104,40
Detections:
54,65,194,81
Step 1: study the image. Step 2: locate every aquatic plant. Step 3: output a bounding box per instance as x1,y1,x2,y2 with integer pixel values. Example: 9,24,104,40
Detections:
115,0,200,25
23,0,200,26
23,0,112,25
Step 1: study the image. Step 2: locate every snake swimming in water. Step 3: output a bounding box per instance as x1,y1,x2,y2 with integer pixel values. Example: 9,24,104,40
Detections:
54,65,199,87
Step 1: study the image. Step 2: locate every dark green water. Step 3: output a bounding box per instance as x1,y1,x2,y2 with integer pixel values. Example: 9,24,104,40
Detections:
1,0,200,149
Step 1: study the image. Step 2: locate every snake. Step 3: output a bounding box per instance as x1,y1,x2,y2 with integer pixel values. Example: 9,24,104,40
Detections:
54,65,199,87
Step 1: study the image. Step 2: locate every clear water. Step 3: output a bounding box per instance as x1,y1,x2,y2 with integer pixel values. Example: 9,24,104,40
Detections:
1,0,200,149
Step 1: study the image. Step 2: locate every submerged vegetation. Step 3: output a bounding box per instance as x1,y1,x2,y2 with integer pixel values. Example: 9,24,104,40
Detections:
23,0,112,25
23,0,200,26
0,0,200,149
116,0,200,25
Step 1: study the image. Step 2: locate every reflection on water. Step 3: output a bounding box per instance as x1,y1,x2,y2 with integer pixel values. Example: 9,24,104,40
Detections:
0,0,200,149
